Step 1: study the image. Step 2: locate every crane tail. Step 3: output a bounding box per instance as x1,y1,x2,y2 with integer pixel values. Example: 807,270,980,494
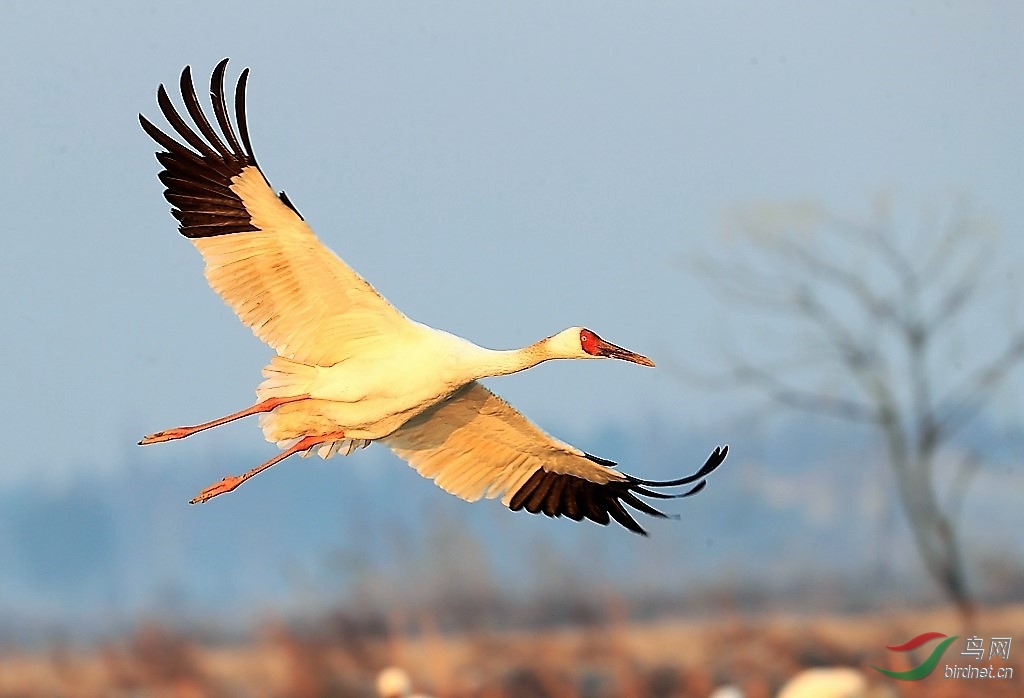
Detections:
256,356,319,399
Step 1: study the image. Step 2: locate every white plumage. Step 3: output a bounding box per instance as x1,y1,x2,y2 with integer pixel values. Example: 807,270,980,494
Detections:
777,668,872,698
138,59,727,535
375,667,432,698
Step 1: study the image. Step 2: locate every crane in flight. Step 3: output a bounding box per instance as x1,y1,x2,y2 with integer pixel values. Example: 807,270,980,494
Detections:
138,59,727,535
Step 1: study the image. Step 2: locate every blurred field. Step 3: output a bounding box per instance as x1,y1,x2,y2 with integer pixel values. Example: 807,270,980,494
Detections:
1,604,1018,697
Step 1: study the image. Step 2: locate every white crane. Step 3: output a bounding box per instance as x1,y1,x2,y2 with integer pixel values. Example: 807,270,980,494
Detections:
138,60,727,535
777,668,875,698
376,667,432,698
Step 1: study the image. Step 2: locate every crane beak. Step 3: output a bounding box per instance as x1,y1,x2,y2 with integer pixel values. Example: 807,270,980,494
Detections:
595,338,655,367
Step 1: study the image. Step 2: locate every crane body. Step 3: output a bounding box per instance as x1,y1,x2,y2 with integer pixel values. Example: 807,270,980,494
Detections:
138,59,727,534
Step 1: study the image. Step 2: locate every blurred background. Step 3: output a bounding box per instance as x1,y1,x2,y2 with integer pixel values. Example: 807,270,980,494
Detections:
1,1,1021,696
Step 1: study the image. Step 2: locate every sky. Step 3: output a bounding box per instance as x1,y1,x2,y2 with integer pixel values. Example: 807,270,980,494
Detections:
2,1,1020,489
0,0,1022,629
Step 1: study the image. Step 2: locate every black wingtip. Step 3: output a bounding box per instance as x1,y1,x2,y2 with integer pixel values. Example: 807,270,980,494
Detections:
680,479,708,498
627,445,729,488
508,443,728,536
141,61,264,239
278,190,303,219
583,452,618,468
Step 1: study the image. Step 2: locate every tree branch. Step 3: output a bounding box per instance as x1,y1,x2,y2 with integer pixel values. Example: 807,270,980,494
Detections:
728,359,880,424
765,234,902,327
692,253,806,315
825,207,918,295
690,197,1008,617
946,449,983,525
935,332,1024,435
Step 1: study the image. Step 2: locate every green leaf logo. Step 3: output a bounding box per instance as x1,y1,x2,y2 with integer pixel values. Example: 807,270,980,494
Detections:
871,632,959,681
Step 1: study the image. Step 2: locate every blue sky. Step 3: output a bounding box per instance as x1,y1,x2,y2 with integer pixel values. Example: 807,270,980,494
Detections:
0,2,1022,627
2,1,1020,488
4,2,1019,487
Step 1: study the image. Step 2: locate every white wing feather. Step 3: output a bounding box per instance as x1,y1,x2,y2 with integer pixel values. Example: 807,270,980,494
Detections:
382,382,626,506
193,167,414,365
141,60,413,367
141,61,728,534
384,382,728,534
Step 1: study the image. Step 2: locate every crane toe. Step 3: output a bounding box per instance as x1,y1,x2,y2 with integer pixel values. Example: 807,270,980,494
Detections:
139,427,192,445
189,475,243,504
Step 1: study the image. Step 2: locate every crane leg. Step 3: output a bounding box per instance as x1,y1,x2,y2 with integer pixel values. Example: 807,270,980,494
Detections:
189,431,347,504
138,394,311,445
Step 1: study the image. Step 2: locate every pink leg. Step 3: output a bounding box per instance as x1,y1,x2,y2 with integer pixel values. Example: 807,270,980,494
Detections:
139,394,311,445
189,431,347,504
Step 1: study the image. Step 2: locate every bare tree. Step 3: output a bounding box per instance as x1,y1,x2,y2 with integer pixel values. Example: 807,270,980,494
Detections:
690,196,1023,617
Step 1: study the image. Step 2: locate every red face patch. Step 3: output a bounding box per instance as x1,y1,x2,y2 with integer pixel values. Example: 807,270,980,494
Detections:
579,328,600,355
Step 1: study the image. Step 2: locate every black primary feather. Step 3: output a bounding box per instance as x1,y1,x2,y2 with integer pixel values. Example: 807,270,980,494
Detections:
508,445,728,536
140,58,303,238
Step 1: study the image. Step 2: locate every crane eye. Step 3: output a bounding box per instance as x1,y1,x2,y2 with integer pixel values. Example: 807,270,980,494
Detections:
579,329,598,354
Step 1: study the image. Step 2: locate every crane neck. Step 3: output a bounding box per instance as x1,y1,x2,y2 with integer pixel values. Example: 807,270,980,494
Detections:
466,340,553,380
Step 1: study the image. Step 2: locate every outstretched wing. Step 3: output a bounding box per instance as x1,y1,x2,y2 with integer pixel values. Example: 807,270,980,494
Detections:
140,59,414,366
382,382,728,535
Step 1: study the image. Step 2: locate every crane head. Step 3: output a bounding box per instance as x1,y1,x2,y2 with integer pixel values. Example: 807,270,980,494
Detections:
549,327,655,366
